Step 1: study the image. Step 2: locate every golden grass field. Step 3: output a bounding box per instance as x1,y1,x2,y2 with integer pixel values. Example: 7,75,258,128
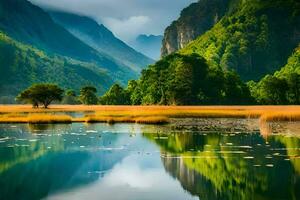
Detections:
0,105,300,124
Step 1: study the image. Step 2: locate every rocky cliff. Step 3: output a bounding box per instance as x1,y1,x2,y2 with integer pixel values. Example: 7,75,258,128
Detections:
161,0,232,56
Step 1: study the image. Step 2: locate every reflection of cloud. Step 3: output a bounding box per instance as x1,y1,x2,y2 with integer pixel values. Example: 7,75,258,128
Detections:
103,154,164,189
103,16,150,42
47,154,197,200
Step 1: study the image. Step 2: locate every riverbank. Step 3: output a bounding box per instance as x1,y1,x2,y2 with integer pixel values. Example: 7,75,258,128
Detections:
0,105,300,124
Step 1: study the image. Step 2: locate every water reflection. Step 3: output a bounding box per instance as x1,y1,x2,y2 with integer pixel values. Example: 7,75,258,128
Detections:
144,131,300,200
0,123,198,200
0,121,299,200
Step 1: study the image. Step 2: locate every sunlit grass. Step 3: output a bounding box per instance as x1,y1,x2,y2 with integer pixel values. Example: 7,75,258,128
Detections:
260,111,300,122
0,114,72,124
0,105,300,124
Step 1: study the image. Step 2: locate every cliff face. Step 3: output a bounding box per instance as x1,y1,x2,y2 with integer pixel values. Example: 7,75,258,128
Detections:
161,0,232,57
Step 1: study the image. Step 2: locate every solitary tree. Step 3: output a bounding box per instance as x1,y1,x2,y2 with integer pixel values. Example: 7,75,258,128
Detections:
16,84,64,108
79,86,98,105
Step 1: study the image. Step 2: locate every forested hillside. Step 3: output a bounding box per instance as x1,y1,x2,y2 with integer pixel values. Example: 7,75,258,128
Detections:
162,0,300,81
0,0,138,82
0,32,113,102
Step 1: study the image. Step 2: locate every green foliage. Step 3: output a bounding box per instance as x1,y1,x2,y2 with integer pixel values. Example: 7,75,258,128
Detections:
16,83,64,108
179,0,300,81
99,84,130,105
249,46,300,104
0,32,113,97
79,86,98,105
130,53,252,105
0,0,137,83
61,90,80,105
162,0,231,56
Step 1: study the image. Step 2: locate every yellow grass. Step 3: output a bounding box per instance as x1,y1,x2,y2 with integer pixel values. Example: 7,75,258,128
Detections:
85,115,169,124
260,111,300,122
0,105,300,124
0,114,72,124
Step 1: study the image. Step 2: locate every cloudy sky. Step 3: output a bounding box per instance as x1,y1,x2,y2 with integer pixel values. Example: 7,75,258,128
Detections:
29,0,196,43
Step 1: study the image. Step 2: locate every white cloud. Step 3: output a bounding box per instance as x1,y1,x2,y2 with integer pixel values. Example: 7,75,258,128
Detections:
103,16,150,42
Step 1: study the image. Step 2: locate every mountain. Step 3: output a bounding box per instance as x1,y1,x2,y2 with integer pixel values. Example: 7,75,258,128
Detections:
161,0,232,57
131,34,163,60
0,0,136,82
120,0,300,105
0,32,113,101
172,0,300,81
48,11,154,72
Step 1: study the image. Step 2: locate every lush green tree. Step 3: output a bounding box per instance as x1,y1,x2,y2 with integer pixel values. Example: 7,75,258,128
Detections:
79,86,98,105
249,75,288,105
127,53,252,105
61,90,80,105
16,83,64,108
249,46,300,105
126,80,141,105
99,84,130,105
286,73,300,104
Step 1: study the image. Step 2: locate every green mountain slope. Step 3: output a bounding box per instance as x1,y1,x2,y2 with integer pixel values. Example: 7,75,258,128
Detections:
49,11,153,72
161,0,232,56
0,0,137,82
179,0,300,80
0,32,113,99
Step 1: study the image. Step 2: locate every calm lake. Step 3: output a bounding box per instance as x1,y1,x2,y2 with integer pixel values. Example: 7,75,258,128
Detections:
0,119,299,200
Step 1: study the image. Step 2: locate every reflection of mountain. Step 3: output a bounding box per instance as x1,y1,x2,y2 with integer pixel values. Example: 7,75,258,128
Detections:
272,136,300,175
0,136,63,174
145,132,300,200
0,124,129,200
162,155,218,200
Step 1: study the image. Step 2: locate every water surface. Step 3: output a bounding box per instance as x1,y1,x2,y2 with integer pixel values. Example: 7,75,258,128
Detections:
0,120,299,200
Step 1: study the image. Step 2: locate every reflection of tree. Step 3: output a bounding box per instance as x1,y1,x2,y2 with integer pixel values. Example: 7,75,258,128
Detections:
0,135,64,174
162,154,220,200
272,136,300,175
144,132,300,200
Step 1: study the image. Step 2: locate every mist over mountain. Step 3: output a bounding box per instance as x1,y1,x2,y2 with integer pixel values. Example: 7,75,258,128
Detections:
49,11,154,72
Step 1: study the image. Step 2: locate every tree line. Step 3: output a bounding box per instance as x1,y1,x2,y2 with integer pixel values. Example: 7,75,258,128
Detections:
16,53,300,107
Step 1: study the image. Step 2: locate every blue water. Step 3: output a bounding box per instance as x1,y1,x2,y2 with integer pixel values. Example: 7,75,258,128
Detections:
0,122,299,200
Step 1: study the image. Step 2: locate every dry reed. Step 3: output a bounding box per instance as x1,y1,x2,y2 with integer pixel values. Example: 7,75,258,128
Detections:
0,114,72,124
0,105,300,124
